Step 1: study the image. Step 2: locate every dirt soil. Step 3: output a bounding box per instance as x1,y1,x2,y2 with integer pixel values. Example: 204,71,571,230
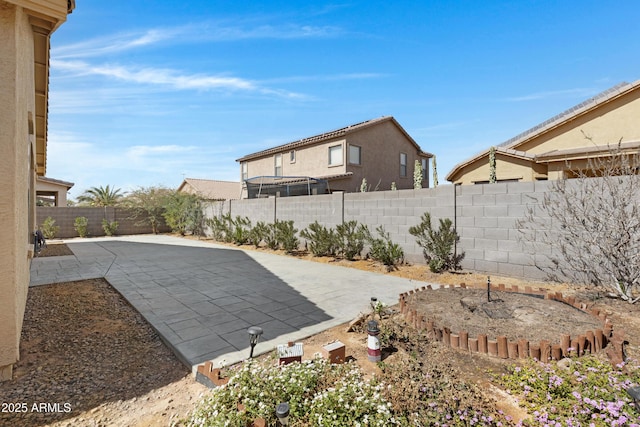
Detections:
2,236,638,426
411,287,602,342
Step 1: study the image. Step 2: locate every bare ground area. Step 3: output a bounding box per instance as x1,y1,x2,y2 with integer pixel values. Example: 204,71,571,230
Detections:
2,238,639,426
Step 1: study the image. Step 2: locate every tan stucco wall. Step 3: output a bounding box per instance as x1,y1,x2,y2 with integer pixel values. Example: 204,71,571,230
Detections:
241,121,429,193
0,2,34,380
452,154,547,184
240,139,348,180
36,179,70,206
0,0,69,381
450,88,640,185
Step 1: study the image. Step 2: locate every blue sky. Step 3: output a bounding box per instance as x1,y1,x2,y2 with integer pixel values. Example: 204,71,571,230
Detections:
48,1,640,199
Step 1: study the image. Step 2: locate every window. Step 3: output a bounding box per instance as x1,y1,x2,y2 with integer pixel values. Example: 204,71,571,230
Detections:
348,145,361,165
290,150,296,163
400,153,407,177
421,158,428,180
274,154,282,176
241,162,248,181
328,144,343,166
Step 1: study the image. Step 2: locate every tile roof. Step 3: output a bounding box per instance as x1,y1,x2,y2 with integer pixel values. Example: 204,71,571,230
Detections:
498,81,637,149
236,116,432,162
446,80,640,181
178,178,241,200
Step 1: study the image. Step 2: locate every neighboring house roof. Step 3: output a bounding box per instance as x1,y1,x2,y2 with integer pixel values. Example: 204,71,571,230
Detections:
36,176,74,189
178,178,241,200
236,116,433,162
446,80,640,181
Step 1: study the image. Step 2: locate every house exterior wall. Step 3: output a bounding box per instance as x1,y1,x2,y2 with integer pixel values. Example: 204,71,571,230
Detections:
451,154,547,185
240,139,348,180
36,179,69,206
239,120,430,194
449,87,640,185
0,0,69,381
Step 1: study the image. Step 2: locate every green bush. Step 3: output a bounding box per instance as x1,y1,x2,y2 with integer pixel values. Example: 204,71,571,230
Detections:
336,220,369,260
275,220,299,254
41,216,59,239
368,225,404,270
206,214,233,242
230,216,252,245
74,216,89,238
101,219,119,236
408,212,464,273
248,221,269,248
300,221,338,257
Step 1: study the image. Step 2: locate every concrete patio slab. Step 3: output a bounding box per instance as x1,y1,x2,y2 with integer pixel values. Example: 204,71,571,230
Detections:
30,235,437,373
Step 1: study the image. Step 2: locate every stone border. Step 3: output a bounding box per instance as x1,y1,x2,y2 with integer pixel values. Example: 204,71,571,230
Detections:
399,283,625,364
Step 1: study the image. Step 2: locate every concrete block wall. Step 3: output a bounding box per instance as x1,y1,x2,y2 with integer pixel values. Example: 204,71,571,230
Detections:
36,207,170,238
454,181,552,280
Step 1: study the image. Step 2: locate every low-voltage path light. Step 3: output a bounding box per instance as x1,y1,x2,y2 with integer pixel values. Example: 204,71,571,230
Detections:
247,326,263,359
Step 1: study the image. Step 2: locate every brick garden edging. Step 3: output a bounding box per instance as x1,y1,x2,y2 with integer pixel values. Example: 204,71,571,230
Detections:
399,283,626,365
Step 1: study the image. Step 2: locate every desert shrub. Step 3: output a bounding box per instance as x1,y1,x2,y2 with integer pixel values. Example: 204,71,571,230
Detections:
498,356,640,426
248,221,269,248
335,220,369,260
409,211,464,273
230,216,251,245
41,216,59,239
74,216,89,238
206,214,232,242
275,220,299,254
101,219,119,236
368,225,404,270
300,221,338,257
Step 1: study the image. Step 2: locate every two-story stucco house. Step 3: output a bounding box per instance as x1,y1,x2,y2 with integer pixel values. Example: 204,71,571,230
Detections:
0,0,74,381
236,116,433,198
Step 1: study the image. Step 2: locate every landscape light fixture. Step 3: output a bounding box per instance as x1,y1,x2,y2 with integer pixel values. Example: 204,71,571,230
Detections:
247,326,263,359
275,401,290,425
628,385,640,411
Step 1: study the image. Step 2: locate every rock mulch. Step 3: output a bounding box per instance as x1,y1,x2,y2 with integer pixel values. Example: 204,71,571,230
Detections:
0,278,203,427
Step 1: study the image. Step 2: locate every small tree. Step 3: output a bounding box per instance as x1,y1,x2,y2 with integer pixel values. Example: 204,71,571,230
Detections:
163,191,205,236
41,216,60,239
123,186,172,234
516,139,640,303
413,159,423,189
74,216,89,238
409,212,464,273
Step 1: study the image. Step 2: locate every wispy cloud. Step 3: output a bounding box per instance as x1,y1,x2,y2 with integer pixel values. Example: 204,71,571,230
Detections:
261,72,384,84
52,29,183,59
52,21,344,59
51,59,305,98
505,87,597,102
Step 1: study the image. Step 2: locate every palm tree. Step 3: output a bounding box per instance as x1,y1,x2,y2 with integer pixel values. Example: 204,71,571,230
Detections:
77,185,124,207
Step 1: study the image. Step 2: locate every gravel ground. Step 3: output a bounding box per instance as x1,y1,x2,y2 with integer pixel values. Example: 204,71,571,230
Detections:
0,278,205,427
